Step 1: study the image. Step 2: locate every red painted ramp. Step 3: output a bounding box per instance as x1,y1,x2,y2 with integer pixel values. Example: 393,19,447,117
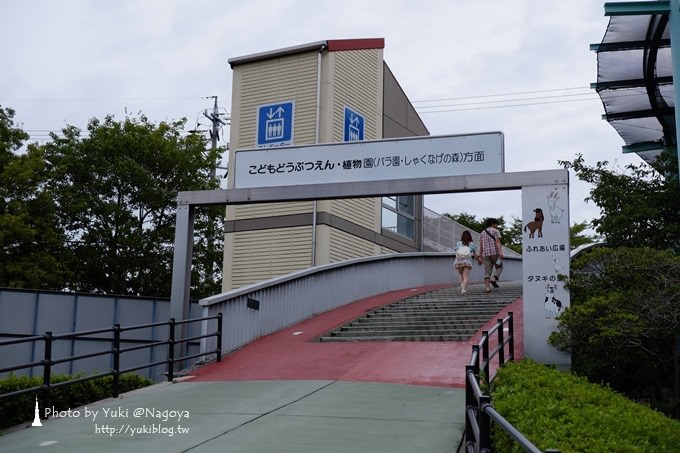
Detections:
190,284,524,388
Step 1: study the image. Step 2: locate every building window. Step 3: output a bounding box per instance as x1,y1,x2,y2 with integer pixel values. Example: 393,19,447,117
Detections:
381,195,415,239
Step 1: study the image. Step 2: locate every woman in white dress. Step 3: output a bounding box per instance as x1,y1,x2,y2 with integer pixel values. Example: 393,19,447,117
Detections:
454,230,476,294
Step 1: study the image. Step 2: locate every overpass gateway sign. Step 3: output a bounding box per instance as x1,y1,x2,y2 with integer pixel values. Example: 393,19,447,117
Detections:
233,132,504,189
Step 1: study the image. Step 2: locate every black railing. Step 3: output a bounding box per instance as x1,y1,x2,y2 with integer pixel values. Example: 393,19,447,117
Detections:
0,314,222,419
464,312,558,453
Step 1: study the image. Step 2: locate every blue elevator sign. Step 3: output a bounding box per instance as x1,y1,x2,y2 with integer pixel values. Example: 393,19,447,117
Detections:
343,106,364,142
257,101,294,147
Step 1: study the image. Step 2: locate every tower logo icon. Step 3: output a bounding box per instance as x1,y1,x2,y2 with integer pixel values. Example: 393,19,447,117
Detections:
32,396,42,427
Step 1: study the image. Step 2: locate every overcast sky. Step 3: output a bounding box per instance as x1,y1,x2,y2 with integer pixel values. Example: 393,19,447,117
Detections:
1,0,643,231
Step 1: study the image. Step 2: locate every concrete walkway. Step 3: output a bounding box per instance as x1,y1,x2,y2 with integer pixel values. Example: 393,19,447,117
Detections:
2,380,464,452
1,282,523,453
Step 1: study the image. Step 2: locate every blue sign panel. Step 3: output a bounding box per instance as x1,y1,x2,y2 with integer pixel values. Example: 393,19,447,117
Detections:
257,101,294,147
343,106,364,142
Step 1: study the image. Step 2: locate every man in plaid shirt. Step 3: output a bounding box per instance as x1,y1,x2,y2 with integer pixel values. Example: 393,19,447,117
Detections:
477,218,504,293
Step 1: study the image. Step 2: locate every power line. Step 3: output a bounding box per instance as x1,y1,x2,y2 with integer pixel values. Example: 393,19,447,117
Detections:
0,96,205,102
413,86,649,113
9,85,640,127
412,86,590,104
417,97,599,114
7,87,593,107
416,91,598,110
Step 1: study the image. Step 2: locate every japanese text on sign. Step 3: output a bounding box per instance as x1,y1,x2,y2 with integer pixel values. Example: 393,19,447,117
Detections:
234,133,504,188
524,244,567,253
247,151,486,176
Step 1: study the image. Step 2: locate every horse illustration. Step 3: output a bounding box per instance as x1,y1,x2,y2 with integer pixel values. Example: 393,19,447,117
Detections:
524,208,544,238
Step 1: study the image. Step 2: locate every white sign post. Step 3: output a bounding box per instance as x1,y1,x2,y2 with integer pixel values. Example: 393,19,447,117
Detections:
521,184,571,366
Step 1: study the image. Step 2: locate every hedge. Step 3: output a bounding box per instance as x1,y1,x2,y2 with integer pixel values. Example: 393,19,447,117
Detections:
491,359,680,453
0,373,153,431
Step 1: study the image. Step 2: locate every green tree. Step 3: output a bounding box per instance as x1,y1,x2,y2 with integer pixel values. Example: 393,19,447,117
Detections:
480,217,595,255
0,106,28,155
445,212,507,234
560,154,680,250
569,221,597,250
42,114,223,298
504,217,523,254
445,212,520,253
0,106,70,289
549,246,680,414
444,212,485,232
445,212,594,255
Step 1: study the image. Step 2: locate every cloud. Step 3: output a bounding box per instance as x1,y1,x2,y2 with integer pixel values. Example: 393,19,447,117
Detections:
0,0,643,228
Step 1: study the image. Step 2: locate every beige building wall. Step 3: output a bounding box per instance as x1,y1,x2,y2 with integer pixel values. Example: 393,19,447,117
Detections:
224,48,320,289
223,39,428,290
319,48,384,263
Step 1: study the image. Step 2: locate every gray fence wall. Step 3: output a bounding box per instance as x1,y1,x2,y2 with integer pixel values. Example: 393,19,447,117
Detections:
0,290,201,381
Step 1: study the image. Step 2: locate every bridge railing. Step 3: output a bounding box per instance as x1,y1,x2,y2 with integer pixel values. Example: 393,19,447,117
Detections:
464,312,559,453
0,314,221,419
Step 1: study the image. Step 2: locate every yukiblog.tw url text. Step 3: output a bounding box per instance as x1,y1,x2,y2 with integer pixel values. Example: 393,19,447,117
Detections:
94,423,189,437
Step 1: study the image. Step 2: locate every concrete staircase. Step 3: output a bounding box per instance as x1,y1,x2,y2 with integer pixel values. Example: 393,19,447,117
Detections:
318,281,522,342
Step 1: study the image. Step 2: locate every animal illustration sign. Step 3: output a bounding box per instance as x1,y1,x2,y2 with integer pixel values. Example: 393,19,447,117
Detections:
547,191,565,223
544,284,563,319
524,208,544,238
521,183,570,365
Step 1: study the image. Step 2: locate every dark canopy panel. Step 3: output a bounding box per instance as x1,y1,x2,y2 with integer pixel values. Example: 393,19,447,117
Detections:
593,9,674,165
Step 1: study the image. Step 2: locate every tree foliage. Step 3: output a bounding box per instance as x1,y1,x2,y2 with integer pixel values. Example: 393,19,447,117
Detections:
0,109,223,299
569,221,598,250
549,246,680,414
0,106,71,288
444,212,489,232
552,153,680,416
445,212,508,236
560,154,680,250
504,217,523,254
445,212,593,254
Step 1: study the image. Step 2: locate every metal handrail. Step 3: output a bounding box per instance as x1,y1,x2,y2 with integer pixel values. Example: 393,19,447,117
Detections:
0,313,222,420
464,312,558,453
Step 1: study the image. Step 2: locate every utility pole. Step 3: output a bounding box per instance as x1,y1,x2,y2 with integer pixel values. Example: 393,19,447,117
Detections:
203,96,229,180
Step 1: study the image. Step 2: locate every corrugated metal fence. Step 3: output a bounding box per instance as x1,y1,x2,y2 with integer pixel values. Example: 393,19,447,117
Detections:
0,290,200,381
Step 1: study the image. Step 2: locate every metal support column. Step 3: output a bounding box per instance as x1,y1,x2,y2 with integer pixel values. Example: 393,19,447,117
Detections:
170,203,195,364
669,0,680,180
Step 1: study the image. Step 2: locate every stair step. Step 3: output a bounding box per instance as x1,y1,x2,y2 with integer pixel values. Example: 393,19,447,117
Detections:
365,312,507,321
318,334,473,342
374,305,510,313
316,282,521,343
341,320,486,330
337,327,479,335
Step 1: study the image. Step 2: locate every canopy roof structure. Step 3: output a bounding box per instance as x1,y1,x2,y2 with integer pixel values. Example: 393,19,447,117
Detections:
592,0,680,169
